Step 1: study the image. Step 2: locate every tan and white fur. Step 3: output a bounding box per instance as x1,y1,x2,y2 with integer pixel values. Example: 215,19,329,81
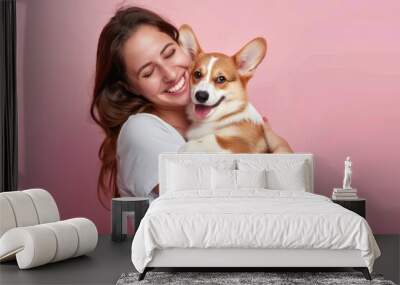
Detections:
178,24,269,153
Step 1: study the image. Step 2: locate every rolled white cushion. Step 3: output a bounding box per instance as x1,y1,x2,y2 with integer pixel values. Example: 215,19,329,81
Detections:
0,226,57,269
23,189,59,224
42,221,79,262
0,189,60,239
0,218,98,269
0,196,17,237
63,218,98,257
0,191,39,227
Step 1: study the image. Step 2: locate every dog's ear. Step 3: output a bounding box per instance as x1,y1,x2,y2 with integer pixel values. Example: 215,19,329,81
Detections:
233,37,267,78
178,24,203,59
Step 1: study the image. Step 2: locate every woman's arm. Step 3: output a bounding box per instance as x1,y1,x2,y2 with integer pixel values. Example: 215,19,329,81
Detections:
263,121,293,153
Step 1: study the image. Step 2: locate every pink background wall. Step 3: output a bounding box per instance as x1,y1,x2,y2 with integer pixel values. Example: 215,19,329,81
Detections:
16,0,400,234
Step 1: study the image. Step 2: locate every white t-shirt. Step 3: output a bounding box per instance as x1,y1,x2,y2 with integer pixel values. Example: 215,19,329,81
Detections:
116,113,186,199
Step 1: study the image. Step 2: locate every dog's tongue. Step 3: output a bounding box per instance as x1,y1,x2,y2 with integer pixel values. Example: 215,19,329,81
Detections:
195,104,213,119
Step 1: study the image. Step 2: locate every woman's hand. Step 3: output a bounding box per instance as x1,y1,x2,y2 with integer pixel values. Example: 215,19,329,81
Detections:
263,118,293,153
150,185,160,197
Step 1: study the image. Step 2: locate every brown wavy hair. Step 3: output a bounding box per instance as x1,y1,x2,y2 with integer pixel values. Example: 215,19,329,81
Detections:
90,6,179,209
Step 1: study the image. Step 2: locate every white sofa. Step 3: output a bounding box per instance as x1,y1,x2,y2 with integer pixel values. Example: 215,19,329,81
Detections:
0,189,98,269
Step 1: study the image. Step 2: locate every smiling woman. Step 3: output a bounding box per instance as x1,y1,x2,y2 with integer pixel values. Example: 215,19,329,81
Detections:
90,6,192,208
121,25,192,109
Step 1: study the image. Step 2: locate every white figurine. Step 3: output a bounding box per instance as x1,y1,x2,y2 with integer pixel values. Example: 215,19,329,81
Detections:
342,156,352,189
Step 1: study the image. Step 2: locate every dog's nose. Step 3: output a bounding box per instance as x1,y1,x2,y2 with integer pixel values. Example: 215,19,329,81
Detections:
195,91,209,103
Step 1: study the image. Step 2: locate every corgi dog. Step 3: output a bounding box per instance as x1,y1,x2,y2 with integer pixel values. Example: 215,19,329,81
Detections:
178,24,269,153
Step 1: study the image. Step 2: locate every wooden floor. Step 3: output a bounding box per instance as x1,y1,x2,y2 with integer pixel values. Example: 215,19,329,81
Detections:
0,235,398,285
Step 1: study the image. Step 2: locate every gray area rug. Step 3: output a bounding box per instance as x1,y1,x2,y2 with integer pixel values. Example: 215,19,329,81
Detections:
116,271,396,285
